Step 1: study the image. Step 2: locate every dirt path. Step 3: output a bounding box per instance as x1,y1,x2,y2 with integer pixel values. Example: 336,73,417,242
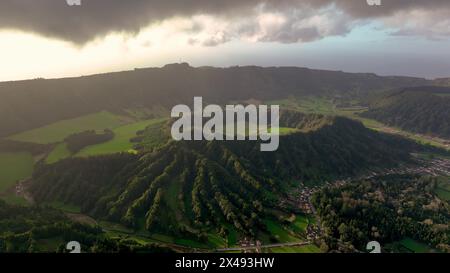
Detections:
65,212,98,226
216,241,311,252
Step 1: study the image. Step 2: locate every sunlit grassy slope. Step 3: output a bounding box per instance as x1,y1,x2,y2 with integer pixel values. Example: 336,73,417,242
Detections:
76,118,166,157
0,152,33,193
8,111,124,144
46,143,71,164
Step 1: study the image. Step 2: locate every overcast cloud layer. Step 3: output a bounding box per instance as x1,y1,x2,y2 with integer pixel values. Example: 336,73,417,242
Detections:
0,0,450,45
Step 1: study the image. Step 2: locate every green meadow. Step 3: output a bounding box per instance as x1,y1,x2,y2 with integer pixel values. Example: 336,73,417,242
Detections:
435,177,450,201
264,219,302,243
76,118,167,157
268,244,321,253
8,111,124,144
0,194,28,206
268,96,336,115
46,143,71,164
45,201,81,213
290,215,313,233
399,238,436,253
0,152,34,193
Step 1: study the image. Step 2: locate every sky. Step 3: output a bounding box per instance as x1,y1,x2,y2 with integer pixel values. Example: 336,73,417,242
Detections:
1,0,450,81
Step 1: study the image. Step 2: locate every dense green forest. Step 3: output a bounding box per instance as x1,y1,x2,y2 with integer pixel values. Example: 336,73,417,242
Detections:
361,86,450,138
0,64,430,137
29,115,423,242
65,129,114,154
0,200,174,253
312,175,450,253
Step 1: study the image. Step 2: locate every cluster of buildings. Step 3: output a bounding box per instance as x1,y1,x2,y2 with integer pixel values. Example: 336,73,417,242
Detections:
281,180,349,215
237,238,262,253
306,225,321,241
363,157,450,179
426,158,450,176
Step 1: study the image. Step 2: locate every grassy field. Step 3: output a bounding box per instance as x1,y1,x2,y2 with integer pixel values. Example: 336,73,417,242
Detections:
8,111,124,144
46,143,71,164
277,127,300,135
290,215,312,233
45,201,81,213
0,152,34,193
268,96,335,115
399,238,435,253
435,177,450,201
268,244,321,253
76,118,166,157
264,219,302,243
0,194,28,206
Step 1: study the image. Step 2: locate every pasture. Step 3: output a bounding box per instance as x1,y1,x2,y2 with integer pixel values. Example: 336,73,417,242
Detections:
46,143,71,164
76,118,166,157
0,152,34,193
8,111,124,144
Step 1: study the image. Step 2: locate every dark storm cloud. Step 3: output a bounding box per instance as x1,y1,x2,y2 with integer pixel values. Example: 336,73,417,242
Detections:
0,0,449,44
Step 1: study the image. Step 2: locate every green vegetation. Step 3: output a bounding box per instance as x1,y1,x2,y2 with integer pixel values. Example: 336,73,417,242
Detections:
28,115,422,248
268,244,321,253
273,96,450,150
264,219,302,243
76,118,166,157
0,64,427,138
2,65,444,253
400,238,435,253
268,97,336,115
46,201,81,214
0,152,33,193
434,177,450,201
277,127,299,135
313,175,450,253
0,194,28,206
0,200,174,253
46,143,71,164
132,119,170,151
290,215,312,233
8,111,124,144
65,130,114,154
361,87,450,139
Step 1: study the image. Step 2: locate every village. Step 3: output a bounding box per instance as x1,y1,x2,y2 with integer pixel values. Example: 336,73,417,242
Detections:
280,155,450,243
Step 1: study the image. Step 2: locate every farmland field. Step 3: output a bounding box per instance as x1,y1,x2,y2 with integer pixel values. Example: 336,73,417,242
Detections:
45,201,81,214
267,97,335,115
435,178,450,201
46,143,71,164
290,215,312,233
76,118,167,157
0,194,28,206
8,111,124,144
268,244,321,253
399,238,436,253
264,219,302,243
0,152,34,193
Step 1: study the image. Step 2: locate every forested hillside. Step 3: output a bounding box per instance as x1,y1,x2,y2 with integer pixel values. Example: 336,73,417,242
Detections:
29,115,421,240
0,200,173,253
312,175,450,253
0,64,429,137
361,86,450,138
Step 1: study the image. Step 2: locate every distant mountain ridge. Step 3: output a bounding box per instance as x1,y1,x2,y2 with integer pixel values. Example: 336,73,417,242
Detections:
0,63,431,137
361,86,450,138
433,78,450,87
